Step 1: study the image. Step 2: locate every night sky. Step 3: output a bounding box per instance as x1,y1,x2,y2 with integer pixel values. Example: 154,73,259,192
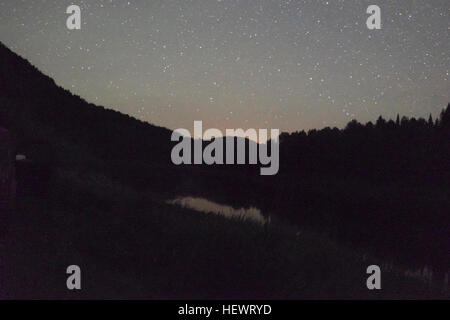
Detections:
0,0,448,133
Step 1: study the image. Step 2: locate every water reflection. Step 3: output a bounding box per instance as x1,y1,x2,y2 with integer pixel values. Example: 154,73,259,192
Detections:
167,196,266,224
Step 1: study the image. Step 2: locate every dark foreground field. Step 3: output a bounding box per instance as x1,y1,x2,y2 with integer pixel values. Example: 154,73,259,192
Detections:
1,168,445,299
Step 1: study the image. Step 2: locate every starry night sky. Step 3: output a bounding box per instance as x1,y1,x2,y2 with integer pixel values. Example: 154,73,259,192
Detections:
0,0,448,133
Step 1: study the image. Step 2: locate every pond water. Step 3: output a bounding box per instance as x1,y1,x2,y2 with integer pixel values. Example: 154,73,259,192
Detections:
167,196,266,224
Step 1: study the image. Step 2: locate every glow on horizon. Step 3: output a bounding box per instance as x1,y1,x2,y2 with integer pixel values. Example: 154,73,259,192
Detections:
0,0,448,134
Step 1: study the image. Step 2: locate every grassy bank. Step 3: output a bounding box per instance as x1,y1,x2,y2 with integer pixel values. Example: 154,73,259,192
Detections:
2,168,443,299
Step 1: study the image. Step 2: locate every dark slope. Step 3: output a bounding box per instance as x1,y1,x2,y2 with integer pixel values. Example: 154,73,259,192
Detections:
0,41,188,195
0,41,262,197
0,41,174,166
